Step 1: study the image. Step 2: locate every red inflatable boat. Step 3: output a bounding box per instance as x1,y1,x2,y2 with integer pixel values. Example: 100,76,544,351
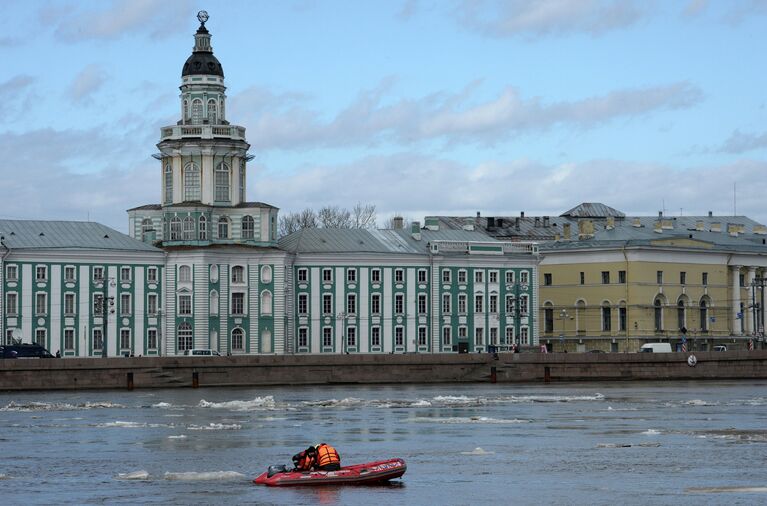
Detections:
253,458,406,487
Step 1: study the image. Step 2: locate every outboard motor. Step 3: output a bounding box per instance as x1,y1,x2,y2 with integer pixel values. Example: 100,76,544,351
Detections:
267,464,290,478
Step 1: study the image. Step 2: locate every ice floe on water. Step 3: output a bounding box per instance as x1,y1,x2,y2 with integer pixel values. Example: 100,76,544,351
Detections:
0,401,125,412
163,471,246,481
116,470,150,480
460,447,495,455
597,442,661,448
94,421,175,429
687,486,767,494
167,435,187,439
198,396,276,411
187,423,241,431
642,429,662,436
410,416,530,424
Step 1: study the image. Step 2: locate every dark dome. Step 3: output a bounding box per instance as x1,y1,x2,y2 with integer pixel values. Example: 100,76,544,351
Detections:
182,52,224,77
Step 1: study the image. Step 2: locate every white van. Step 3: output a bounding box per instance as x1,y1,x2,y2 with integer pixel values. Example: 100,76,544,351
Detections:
639,343,673,353
183,349,221,357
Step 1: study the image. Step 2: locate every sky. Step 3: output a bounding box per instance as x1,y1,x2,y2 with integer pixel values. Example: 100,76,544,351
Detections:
1,0,766,233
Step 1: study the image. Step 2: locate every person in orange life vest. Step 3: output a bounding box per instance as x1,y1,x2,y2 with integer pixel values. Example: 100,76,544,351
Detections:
291,446,317,472
313,443,341,471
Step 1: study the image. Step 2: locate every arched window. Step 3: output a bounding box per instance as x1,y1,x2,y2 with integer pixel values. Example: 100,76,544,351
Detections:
543,302,554,333
575,300,586,333
170,217,182,240
602,301,612,331
198,216,207,240
241,216,255,239
218,216,230,239
184,163,200,201
215,163,230,201
182,216,195,240
178,322,193,351
677,297,687,330
178,265,191,283
654,298,664,331
232,328,244,350
183,100,189,123
261,265,272,284
141,219,154,242
210,290,219,315
239,161,246,202
208,99,217,124
231,265,244,283
261,290,272,315
164,163,173,204
700,298,709,332
191,99,203,124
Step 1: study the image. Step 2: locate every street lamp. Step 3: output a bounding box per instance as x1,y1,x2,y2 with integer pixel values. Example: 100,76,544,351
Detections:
559,309,569,350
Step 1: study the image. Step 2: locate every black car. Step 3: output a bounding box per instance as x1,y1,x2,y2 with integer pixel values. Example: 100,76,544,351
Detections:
0,344,54,358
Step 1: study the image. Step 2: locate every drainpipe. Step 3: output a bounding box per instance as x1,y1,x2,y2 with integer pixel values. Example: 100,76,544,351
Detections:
622,245,629,351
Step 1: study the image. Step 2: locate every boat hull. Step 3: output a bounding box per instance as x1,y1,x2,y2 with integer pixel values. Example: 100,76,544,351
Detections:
253,458,406,487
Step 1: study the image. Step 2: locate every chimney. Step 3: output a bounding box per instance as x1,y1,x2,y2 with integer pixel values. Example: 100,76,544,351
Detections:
411,221,421,240
534,217,541,228
606,216,615,230
476,211,481,218
487,217,496,228
543,216,550,227
695,220,704,231
496,218,503,227
393,216,404,229
658,211,663,218
520,211,525,218
563,223,571,240
578,219,594,239
708,211,713,217
515,217,520,231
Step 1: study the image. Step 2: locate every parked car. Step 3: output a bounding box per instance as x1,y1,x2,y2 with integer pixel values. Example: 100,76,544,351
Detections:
0,344,54,358
713,345,727,352
182,348,221,357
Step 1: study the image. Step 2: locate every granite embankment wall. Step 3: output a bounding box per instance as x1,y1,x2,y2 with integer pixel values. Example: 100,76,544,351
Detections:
1,351,767,391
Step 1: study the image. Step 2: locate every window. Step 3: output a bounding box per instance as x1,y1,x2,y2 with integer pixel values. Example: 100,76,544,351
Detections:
6,264,18,281
347,327,356,347
619,306,627,331
323,269,332,283
178,323,193,351
231,293,245,315
490,327,498,345
239,161,246,202
170,217,182,240
505,326,514,345
232,328,244,350
120,294,131,315
178,294,192,315
519,295,528,315
475,270,484,283
601,271,610,284
475,328,484,346
654,298,663,331
297,268,308,282
347,294,356,315
619,270,626,284
740,273,745,287
36,265,47,281
34,328,45,345
64,293,75,315
184,162,200,201
242,216,255,239
489,294,498,313
371,269,381,283
520,327,529,345
210,290,219,315
475,295,484,313
602,304,612,331
702,272,708,286
442,269,451,283
544,273,552,286
580,272,585,285
93,328,103,351
458,294,467,314
418,269,427,283
215,163,230,201
395,294,404,314
459,327,467,340
261,290,272,314
505,271,514,284
677,300,686,329
93,266,104,282
544,306,553,332
120,329,131,350
395,269,404,283
395,327,404,347
199,216,207,240
191,99,202,124
64,329,75,351
93,293,103,314
261,265,272,283
208,99,217,123
120,267,131,282
458,270,467,284
147,293,158,315
6,293,17,315
657,271,663,284
164,163,173,204
442,327,451,346
442,294,451,313
147,329,158,350
298,294,308,315
700,299,709,332
418,327,427,346
218,216,230,239
323,327,332,347
64,266,76,282
232,265,245,283
147,267,158,283
36,293,47,315
520,271,529,284
489,271,498,283
371,294,381,315
371,327,381,347
183,216,195,240
680,272,686,285
506,295,516,314
347,269,357,283
298,328,308,348
418,294,427,314
179,265,192,282
323,294,332,314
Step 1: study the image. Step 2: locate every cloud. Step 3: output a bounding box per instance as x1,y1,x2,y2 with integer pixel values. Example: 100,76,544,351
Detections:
723,0,767,24
0,75,37,118
254,154,767,225
454,0,648,39
42,0,193,42
720,130,767,154
397,0,420,20
232,80,703,150
67,64,109,104
682,0,708,17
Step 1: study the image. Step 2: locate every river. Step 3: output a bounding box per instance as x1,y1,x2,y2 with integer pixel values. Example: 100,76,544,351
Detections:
1,380,766,505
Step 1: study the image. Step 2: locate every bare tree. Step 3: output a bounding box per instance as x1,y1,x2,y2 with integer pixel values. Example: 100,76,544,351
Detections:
278,203,378,237
352,202,377,229
278,208,318,237
318,206,352,228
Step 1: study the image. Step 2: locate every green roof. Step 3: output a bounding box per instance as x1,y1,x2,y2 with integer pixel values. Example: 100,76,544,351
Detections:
0,220,162,253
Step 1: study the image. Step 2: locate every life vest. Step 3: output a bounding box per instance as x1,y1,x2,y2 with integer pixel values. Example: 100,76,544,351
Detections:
293,450,315,471
315,444,340,468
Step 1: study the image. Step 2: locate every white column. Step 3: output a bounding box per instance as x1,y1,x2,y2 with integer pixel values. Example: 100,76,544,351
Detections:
746,267,757,335
731,265,742,336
